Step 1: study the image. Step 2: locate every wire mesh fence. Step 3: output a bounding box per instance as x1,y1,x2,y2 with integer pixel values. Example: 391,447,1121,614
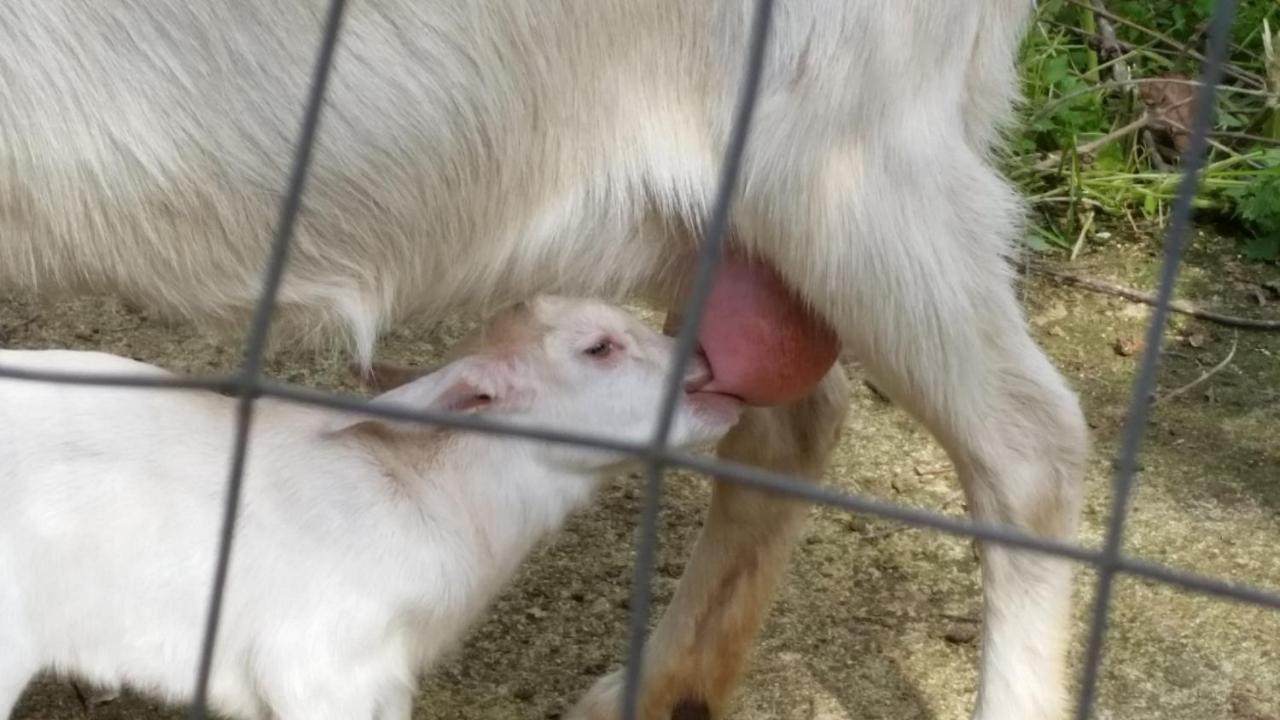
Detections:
0,0,1276,719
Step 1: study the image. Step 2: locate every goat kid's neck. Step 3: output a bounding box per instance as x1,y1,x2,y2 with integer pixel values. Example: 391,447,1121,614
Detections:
355,426,600,564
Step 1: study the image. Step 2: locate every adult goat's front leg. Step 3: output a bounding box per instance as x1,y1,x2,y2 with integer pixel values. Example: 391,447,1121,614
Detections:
568,364,850,720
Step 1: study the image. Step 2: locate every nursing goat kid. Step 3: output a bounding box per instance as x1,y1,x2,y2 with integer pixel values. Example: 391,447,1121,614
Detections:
0,296,745,720
0,2,1088,719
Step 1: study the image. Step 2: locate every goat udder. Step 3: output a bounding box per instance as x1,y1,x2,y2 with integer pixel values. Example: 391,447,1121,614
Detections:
670,253,839,407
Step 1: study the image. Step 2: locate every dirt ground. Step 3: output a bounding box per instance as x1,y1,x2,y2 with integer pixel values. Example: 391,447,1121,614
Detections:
5,232,1279,720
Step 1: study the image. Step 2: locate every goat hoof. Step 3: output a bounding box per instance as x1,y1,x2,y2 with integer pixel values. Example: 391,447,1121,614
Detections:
671,699,711,720
566,670,715,720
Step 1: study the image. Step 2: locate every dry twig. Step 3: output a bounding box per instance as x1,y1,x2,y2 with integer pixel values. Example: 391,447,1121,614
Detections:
1028,264,1280,330
1033,115,1152,171
1071,210,1096,261
1031,77,1276,126
1152,332,1239,405
913,464,953,477
1090,0,1130,86
0,313,40,344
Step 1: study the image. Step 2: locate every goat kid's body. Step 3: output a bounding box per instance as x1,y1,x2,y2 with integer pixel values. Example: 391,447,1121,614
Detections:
0,350,592,719
1,3,1089,719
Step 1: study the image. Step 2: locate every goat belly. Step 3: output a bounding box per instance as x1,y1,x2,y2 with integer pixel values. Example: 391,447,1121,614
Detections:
695,253,839,406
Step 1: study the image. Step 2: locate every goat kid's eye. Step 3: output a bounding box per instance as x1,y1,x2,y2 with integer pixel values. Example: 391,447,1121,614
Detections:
583,339,617,358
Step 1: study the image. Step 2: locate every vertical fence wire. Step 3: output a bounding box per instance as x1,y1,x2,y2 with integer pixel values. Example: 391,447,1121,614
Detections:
1071,0,1242,717
619,2,776,718
186,1,349,717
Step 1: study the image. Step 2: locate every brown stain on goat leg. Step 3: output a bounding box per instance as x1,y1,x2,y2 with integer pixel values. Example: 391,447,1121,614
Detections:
621,361,849,720
643,489,805,719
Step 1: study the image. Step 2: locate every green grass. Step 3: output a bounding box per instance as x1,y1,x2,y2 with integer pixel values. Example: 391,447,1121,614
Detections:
1006,0,1280,260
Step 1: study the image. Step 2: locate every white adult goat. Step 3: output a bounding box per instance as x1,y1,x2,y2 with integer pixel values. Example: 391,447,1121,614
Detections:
0,2,1087,718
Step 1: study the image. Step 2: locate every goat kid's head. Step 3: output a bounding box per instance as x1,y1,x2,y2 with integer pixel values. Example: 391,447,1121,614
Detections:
335,296,743,474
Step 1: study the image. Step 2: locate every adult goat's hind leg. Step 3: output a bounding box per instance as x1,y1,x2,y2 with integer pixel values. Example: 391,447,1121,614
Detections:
568,365,850,720
840,247,1088,719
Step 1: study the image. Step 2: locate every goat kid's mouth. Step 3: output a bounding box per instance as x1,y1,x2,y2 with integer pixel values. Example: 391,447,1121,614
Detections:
665,250,840,407
681,349,736,396
681,349,745,423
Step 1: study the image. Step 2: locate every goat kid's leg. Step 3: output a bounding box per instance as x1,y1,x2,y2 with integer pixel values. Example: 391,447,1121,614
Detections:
0,665,31,720
568,363,850,720
265,660,411,720
0,623,35,718
272,693,390,720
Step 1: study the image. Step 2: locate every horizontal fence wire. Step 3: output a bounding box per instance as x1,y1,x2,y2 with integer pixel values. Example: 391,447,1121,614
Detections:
0,0,1271,717
2,362,1277,615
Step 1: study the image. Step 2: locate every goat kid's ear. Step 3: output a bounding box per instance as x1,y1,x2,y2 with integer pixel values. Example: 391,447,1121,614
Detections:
410,374,497,414
326,355,526,436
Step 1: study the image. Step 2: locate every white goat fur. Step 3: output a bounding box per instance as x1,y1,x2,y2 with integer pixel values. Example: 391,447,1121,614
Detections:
0,2,1089,719
0,297,740,720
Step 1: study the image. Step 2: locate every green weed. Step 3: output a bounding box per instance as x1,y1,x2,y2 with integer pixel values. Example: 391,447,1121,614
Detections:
1007,0,1280,261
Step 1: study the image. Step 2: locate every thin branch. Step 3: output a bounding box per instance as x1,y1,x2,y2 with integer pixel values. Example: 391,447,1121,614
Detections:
1143,128,1173,171
1152,331,1238,405
1071,209,1095,261
1159,116,1277,160
1028,196,1107,208
0,313,40,343
1031,77,1276,128
914,464,954,477
1034,115,1151,171
1028,263,1280,330
1091,0,1130,86
1211,129,1280,146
